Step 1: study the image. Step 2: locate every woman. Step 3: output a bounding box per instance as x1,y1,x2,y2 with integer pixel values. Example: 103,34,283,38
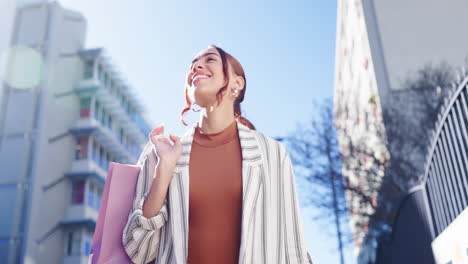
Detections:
122,45,313,264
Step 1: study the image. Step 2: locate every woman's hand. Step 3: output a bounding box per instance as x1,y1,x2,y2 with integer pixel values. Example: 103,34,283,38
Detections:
148,124,183,167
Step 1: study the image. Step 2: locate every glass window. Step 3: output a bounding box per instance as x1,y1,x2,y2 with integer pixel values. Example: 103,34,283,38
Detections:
99,146,104,167
87,182,94,208
101,111,107,127
66,232,73,255
119,128,124,140
71,180,85,204
99,107,105,124
66,231,82,256
97,64,103,81
80,97,91,118
92,140,98,163
94,100,100,119
74,137,88,160
94,187,102,210
107,115,112,129
84,238,91,256
83,60,94,79
74,138,80,159
106,153,110,168
73,231,81,255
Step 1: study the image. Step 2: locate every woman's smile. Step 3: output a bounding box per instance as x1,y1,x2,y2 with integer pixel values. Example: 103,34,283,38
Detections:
192,75,211,84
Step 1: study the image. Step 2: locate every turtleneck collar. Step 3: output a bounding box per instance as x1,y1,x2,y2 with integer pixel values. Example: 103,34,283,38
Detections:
193,120,238,148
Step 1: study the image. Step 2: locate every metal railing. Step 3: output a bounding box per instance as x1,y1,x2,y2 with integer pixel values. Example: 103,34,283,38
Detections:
372,76,468,264
422,75,468,237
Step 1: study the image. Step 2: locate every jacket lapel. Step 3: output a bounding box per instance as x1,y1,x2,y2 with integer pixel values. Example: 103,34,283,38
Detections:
236,122,264,264
170,119,264,263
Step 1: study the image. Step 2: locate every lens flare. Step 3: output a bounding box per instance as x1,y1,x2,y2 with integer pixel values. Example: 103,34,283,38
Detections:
0,45,45,89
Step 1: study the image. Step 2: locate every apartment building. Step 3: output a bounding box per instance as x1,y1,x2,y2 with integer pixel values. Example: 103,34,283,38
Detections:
0,2,153,263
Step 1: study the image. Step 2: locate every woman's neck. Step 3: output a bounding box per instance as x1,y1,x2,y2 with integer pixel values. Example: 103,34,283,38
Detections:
197,104,236,134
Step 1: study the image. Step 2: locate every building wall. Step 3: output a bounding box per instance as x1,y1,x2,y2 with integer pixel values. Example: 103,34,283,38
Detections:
21,3,87,263
335,0,468,262
0,0,17,106
0,2,87,263
333,0,390,255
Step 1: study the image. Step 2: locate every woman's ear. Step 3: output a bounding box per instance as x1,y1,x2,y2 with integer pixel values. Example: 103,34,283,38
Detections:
234,75,245,91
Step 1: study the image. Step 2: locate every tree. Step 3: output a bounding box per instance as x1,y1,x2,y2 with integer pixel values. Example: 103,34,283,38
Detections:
334,60,467,253
277,98,349,264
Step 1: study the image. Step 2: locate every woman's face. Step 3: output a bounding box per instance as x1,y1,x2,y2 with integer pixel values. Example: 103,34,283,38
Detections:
187,47,230,107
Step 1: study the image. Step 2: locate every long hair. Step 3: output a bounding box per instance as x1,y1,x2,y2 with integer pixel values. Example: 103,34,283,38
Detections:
179,45,256,130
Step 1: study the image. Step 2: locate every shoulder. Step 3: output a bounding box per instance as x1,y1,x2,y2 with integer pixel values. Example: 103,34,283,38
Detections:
249,129,289,160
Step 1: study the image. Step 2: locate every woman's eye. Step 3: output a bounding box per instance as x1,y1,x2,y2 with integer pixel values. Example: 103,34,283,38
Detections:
207,57,215,61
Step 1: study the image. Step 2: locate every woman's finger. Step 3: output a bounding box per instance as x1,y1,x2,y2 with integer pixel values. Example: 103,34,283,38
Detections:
149,126,164,140
152,125,164,136
168,134,178,143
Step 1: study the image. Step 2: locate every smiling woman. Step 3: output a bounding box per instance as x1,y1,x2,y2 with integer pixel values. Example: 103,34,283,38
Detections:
181,45,256,132
121,45,314,264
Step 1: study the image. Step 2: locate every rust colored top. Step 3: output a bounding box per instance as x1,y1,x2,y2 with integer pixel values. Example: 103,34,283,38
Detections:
187,120,243,264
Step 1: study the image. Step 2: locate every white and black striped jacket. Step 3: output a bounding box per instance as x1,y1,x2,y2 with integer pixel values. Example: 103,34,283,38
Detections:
122,119,313,263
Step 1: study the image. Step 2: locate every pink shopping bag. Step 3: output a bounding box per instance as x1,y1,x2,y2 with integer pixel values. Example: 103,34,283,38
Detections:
89,162,141,264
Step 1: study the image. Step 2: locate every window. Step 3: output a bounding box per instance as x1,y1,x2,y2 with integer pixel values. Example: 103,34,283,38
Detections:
87,182,94,209
86,182,103,210
107,114,112,129
99,106,105,124
99,146,104,167
66,231,82,256
101,111,107,127
74,137,88,160
106,152,111,170
84,238,91,256
96,186,103,210
94,100,100,119
97,64,103,81
74,138,80,159
83,60,94,79
103,151,108,170
80,97,91,118
92,140,98,163
119,128,124,143
71,180,85,204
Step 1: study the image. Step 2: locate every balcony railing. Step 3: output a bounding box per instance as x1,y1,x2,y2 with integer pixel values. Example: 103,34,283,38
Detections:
69,118,138,164
75,77,147,147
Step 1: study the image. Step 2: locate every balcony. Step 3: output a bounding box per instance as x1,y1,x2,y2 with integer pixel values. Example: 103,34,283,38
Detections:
69,118,137,164
66,159,107,185
63,205,98,226
75,77,147,146
75,78,99,97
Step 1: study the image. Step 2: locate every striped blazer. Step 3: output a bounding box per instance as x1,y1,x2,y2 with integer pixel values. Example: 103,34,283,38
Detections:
122,119,313,264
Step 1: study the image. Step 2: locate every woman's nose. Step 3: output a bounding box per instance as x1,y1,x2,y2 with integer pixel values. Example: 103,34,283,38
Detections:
192,61,205,72
195,64,203,70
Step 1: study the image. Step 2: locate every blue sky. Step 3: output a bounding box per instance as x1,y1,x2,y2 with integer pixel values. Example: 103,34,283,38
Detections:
58,0,355,263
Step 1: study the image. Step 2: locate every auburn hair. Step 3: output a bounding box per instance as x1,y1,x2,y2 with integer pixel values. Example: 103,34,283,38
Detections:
179,45,256,130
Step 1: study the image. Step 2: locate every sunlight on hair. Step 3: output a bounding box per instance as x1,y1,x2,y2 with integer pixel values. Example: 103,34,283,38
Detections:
0,45,44,90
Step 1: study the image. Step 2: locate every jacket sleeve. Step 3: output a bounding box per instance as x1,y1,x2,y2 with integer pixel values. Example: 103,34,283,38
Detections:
280,144,314,264
122,141,169,263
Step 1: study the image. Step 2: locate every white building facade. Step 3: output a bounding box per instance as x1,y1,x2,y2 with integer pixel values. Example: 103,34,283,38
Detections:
0,2,153,263
334,0,468,262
